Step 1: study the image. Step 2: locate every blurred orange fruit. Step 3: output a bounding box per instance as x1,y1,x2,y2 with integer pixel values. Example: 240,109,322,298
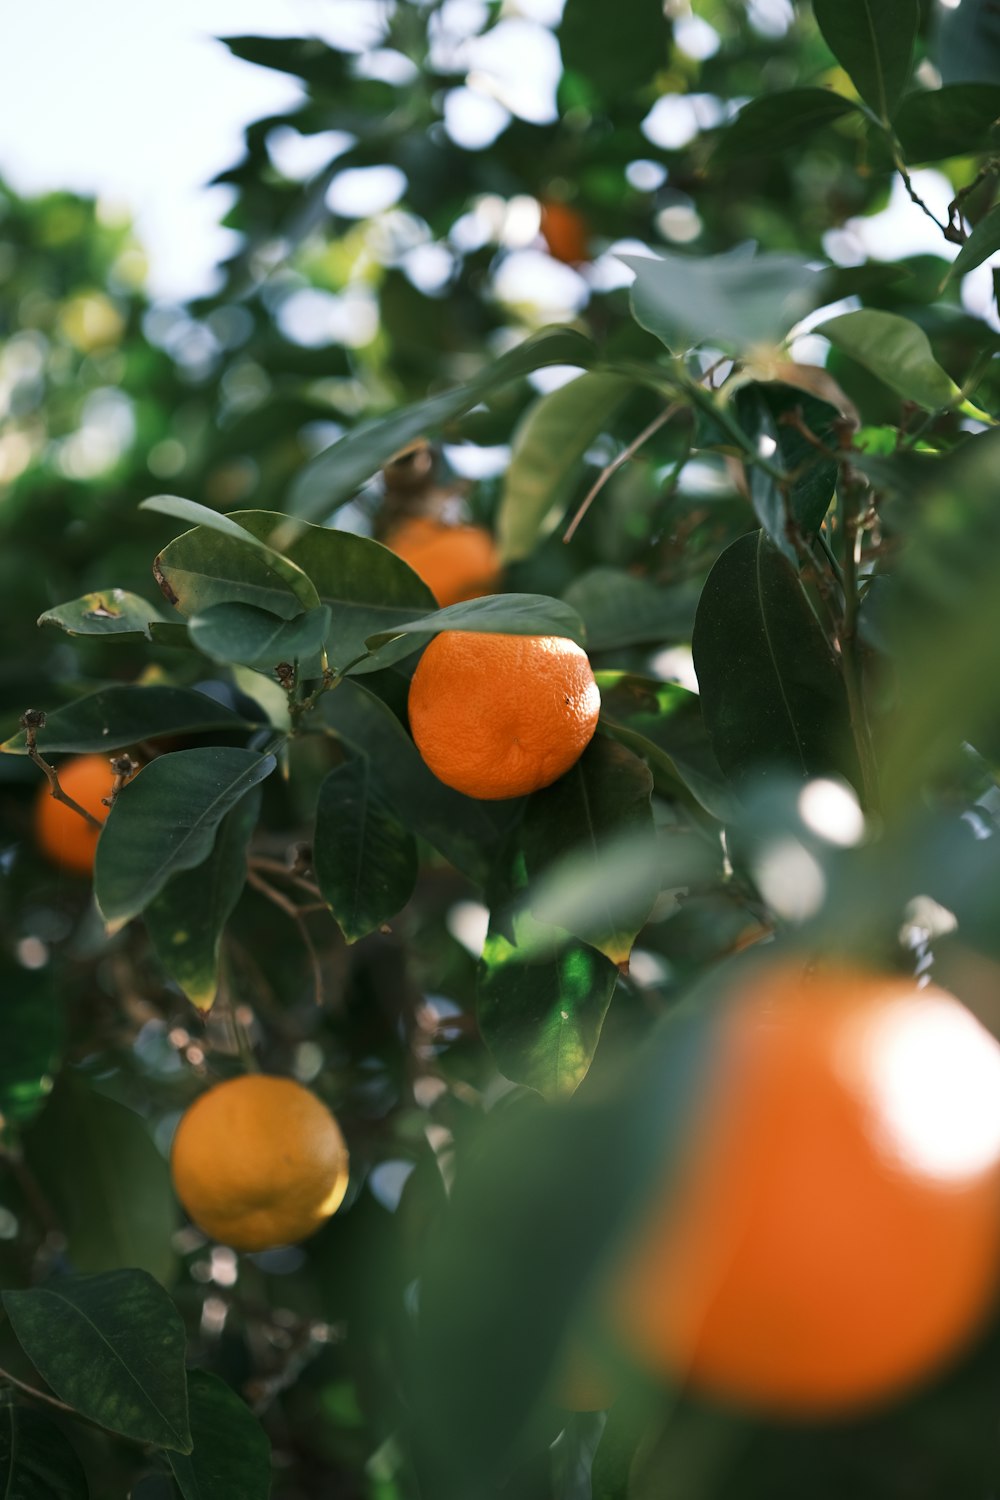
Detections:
171,1075,350,1252
408,632,601,800
551,1339,618,1412
540,200,590,265
386,517,502,607
34,753,114,875
611,964,1000,1413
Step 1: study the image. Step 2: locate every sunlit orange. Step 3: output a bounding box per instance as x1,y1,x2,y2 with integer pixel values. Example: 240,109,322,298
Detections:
386,516,501,607
33,753,114,875
610,964,1000,1413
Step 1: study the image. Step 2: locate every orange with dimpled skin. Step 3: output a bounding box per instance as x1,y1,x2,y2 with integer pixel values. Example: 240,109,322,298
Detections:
386,517,502,607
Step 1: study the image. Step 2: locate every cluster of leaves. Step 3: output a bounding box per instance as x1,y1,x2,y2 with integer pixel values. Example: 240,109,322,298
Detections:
4,0,1000,1496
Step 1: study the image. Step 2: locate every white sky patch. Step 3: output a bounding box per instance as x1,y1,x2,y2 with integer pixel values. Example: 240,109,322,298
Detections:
674,14,721,59
467,19,562,123
326,164,407,218
447,900,490,957
267,127,355,182
493,248,591,316
443,443,512,478
839,171,961,264
277,286,378,348
403,242,457,295
652,645,699,693
798,779,866,847
444,87,512,150
528,364,587,392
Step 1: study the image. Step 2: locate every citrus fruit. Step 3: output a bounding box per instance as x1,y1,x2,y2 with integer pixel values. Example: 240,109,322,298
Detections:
540,199,590,265
386,516,501,607
610,964,1000,1414
408,632,601,800
34,753,115,875
170,1075,350,1252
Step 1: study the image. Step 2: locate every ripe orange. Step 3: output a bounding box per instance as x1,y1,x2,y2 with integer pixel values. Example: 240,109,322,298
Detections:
170,1075,350,1252
386,517,502,607
408,632,601,800
34,753,114,875
539,200,590,265
610,964,1000,1414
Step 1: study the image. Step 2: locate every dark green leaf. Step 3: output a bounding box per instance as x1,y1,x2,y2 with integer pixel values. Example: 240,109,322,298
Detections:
2,1270,191,1452
945,201,1000,282
287,327,596,522
563,568,700,651
153,525,303,623
94,748,277,932
559,0,667,99
320,679,521,884
24,1074,177,1283
734,384,841,561
314,751,418,942
521,737,655,965
144,787,261,1011
623,249,828,355
497,373,635,562
478,924,619,1096
188,602,332,669
934,0,1000,84
894,83,1000,162
692,531,858,787
0,1407,89,1499
817,310,960,409
142,495,320,611
596,672,734,820
0,960,61,1126
813,0,917,120
1,686,254,756
168,1370,271,1500
360,592,586,669
714,88,860,161
38,589,167,640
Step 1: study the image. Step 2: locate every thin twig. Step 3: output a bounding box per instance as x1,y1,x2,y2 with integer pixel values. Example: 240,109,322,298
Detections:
248,855,324,902
20,712,102,830
245,867,325,1006
563,402,684,542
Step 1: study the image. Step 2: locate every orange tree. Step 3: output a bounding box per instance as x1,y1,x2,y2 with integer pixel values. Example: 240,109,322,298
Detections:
4,0,1000,1496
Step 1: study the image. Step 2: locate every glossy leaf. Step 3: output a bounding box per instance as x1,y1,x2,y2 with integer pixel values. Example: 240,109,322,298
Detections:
934,0,1000,85
596,672,735,820
0,960,61,1126
0,1407,89,1500
142,494,320,610
2,1270,191,1452
813,0,917,120
227,511,436,675
692,531,857,787
817,310,960,410
360,591,586,668
894,83,1000,162
945,202,1000,282
497,373,635,562
188,601,332,669
734,383,841,561
623,249,827,355
287,326,596,521
521,737,655,965
320,679,520,884
1,685,253,755
38,588,168,639
314,750,418,942
24,1074,177,1282
478,921,619,1096
94,747,277,931
563,567,700,650
144,787,261,1010
168,1370,271,1500
715,88,860,160
153,525,304,623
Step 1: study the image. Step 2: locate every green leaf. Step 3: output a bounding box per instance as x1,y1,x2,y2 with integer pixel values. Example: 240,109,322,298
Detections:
946,202,1000,282
144,787,261,1011
153,526,303,624
478,923,619,1096
0,1407,89,1499
319,680,520,885
813,0,917,121
168,1370,271,1500
497,373,635,562
226,512,437,676
623,249,828,355
692,531,858,788
817,310,960,410
314,751,418,943
94,748,277,932
24,1074,177,1282
142,495,320,611
934,0,1000,85
0,961,61,1126
894,83,1000,162
521,737,655,965
734,384,841,562
714,88,860,161
360,592,586,669
559,0,667,99
188,602,332,669
596,672,735,820
1,686,254,756
2,1270,191,1452
38,588,168,640
562,568,700,651
287,327,596,522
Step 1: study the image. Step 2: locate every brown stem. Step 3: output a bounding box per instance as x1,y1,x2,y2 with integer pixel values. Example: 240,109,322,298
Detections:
562,402,684,542
248,855,324,902
245,867,326,1006
20,713,102,830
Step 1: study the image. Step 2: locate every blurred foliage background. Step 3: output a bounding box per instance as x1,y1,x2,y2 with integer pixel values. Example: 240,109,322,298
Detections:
4,0,1000,1495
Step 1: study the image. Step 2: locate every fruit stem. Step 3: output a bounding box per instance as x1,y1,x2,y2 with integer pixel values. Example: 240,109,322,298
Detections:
20,711,103,830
